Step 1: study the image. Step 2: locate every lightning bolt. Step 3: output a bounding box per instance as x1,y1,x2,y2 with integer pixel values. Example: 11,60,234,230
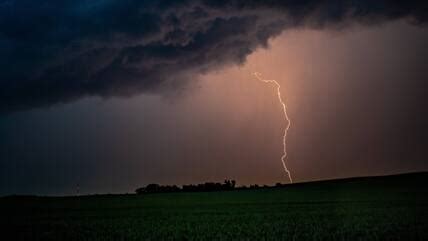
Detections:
253,72,293,183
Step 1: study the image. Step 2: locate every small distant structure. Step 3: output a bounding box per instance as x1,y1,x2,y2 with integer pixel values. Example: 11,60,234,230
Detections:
76,183,80,196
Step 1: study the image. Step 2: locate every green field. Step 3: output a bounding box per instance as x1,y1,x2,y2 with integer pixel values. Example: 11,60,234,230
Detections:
1,173,427,241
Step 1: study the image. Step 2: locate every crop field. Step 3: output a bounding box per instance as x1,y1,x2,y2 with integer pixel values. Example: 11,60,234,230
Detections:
1,173,427,241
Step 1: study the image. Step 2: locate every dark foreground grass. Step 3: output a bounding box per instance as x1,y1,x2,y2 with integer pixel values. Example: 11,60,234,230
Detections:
1,173,427,241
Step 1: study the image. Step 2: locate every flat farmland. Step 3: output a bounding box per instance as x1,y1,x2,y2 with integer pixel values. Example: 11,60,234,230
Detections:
1,173,427,241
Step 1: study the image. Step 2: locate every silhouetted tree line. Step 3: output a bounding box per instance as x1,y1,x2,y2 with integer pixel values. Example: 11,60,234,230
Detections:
136,179,237,194
135,184,181,194
135,180,291,194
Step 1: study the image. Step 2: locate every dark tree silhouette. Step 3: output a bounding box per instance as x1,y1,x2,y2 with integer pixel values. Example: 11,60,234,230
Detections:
136,180,238,194
134,179,286,194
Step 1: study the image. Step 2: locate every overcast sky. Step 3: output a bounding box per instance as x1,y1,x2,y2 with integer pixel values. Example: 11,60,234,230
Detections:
1,1,427,195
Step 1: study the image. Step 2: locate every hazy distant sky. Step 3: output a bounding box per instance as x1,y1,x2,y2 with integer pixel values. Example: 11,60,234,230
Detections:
1,1,427,195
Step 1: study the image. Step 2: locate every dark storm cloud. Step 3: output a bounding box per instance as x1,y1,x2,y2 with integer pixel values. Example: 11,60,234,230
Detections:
0,0,427,113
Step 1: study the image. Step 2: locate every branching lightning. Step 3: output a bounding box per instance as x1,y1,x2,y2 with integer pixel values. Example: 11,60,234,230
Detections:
253,72,293,183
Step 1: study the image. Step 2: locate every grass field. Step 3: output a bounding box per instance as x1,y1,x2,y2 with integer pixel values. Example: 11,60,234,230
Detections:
1,173,427,241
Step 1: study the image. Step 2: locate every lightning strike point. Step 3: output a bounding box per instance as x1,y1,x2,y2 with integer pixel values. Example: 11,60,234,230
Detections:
253,72,293,184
